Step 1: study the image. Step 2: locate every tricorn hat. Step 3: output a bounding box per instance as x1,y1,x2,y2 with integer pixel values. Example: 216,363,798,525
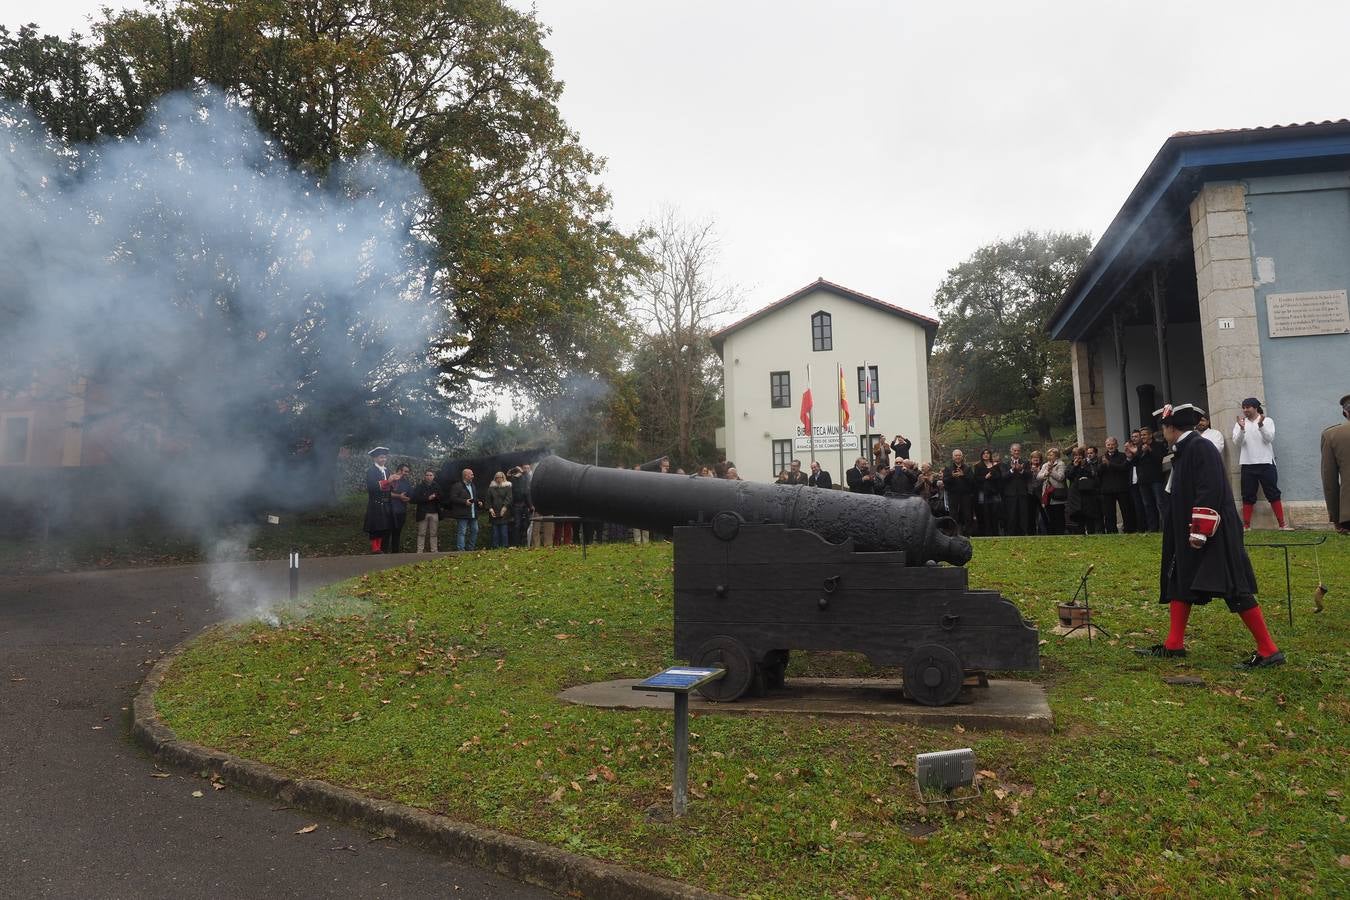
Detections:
1155,403,1204,430
367,446,391,457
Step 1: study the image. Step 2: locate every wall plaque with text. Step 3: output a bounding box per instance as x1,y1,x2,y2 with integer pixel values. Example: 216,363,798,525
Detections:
1265,289,1350,338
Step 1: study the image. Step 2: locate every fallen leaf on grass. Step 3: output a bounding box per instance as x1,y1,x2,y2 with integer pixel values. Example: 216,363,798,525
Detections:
296,823,319,834
191,790,204,798
977,769,998,780
150,773,170,779
211,782,226,791
570,781,582,792
547,786,565,803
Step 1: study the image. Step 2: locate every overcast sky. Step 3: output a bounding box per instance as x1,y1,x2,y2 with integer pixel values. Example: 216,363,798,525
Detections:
7,0,1350,323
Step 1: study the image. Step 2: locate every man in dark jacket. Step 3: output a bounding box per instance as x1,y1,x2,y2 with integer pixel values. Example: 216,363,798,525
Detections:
1134,404,1283,669
412,469,443,553
1131,426,1167,532
845,458,878,493
807,460,832,489
387,464,414,552
942,449,975,536
1001,443,1031,535
890,434,912,461
508,465,532,546
784,459,809,485
1097,436,1133,533
362,447,394,553
447,467,482,551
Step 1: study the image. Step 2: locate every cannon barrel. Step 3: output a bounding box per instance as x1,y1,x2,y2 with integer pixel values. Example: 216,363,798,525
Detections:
530,456,972,566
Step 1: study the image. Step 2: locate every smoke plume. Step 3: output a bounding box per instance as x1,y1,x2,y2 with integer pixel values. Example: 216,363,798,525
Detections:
0,89,440,617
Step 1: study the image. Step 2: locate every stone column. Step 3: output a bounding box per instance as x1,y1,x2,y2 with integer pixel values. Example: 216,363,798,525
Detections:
1190,181,1272,523
1069,338,1106,447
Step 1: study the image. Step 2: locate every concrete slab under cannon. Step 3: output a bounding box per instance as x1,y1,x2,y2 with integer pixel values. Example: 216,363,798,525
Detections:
559,677,1052,734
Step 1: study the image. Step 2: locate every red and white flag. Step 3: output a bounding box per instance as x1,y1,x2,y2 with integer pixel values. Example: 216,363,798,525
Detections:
800,387,814,431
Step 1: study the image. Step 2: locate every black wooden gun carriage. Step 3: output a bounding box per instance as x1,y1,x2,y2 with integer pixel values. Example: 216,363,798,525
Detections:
531,456,1039,706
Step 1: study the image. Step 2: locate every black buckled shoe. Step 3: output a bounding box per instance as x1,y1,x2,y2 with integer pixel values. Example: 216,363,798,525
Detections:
1133,644,1187,658
1237,650,1286,670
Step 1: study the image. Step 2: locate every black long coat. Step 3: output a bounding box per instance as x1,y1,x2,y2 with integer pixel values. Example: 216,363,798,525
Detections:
363,464,394,535
1160,432,1257,606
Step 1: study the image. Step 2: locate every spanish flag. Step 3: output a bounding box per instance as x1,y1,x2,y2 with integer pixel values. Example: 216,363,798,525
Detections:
837,364,850,429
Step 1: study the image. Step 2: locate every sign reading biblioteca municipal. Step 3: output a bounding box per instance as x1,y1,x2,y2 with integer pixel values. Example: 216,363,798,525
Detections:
794,424,860,453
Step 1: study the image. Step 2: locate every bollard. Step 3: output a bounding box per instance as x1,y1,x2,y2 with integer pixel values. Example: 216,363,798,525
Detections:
288,548,299,601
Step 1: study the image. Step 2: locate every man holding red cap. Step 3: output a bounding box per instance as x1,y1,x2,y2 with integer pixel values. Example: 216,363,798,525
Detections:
1135,404,1285,669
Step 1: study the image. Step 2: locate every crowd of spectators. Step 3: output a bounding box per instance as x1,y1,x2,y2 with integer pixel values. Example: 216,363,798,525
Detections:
767,427,1199,538
369,421,1260,551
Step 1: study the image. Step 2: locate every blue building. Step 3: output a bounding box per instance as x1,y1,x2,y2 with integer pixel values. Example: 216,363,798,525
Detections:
1048,121,1350,527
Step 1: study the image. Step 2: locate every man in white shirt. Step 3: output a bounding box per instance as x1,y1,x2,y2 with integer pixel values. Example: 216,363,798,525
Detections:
1231,397,1291,530
1197,414,1225,455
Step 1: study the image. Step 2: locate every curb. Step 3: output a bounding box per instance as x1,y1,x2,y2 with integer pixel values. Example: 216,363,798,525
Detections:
132,632,729,900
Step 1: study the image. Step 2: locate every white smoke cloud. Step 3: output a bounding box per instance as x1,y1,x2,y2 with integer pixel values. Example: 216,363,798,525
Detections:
0,88,441,619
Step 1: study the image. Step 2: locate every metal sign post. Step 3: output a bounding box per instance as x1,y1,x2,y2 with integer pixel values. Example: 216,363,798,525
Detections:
633,666,724,816
288,549,299,601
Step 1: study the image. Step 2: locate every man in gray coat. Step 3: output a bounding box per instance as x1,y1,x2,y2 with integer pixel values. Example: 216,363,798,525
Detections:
1321,392,1350,534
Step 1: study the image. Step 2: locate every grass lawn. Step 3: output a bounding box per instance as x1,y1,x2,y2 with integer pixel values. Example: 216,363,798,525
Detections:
156,533,1349,898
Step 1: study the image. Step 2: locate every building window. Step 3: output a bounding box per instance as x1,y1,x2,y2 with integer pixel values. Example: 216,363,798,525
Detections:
856,365,880,403
770,371,791,408
771,439,793,476
2,415,31,464
811,311,832,351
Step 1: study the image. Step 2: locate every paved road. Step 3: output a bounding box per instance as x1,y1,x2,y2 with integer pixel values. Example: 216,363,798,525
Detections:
0,556,554,899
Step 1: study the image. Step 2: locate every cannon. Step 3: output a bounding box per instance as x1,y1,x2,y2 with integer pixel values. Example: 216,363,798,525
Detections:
530,456,1039,706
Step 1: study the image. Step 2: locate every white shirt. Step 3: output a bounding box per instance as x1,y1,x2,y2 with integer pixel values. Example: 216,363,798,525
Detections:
1232,415,1276,466
1200,428,1224,454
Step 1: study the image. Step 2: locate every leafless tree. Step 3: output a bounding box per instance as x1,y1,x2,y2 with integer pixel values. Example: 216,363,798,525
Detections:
927,350,976,461
629,208,740,464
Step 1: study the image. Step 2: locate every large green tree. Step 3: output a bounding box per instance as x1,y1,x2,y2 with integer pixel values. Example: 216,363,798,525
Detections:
932,231,1090,442
1,0,641,445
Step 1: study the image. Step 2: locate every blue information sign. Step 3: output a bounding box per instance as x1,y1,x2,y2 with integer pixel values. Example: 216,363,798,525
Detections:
633,666,725,693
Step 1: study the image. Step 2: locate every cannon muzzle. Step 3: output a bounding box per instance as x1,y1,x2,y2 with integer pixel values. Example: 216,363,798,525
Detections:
530,456,972,566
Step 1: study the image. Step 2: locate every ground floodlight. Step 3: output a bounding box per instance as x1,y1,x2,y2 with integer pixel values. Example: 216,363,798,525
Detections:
914,748,978,803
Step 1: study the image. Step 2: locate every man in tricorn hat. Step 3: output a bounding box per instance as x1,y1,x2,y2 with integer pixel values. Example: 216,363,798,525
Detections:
363,447,395,553
1135,404,1285,669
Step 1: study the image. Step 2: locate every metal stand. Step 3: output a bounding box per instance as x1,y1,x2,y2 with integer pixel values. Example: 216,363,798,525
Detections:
288,548,299,601
1060,564,1110,640
1246,535,1330,627
633,667,724,817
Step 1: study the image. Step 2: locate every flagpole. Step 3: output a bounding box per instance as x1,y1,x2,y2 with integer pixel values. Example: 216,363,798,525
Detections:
836,361,845,484
861,358,869,460
806,364,816,466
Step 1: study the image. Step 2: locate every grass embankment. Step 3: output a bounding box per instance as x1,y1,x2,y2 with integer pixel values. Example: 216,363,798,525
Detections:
157,535,1349,898
0,493,469,573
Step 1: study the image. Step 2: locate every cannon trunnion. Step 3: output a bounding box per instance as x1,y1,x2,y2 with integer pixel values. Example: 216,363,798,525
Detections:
674,521,1039,706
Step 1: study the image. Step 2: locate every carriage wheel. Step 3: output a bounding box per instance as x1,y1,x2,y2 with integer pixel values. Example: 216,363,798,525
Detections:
693,636,760,702
903,644,964,707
